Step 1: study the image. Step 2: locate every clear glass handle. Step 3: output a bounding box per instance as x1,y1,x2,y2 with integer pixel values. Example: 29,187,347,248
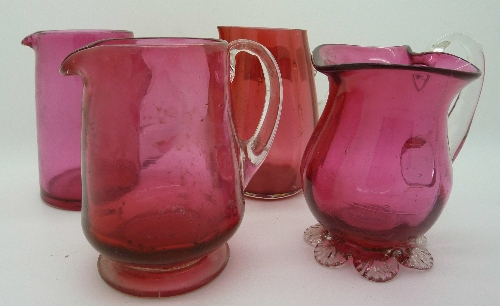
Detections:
427,33,485,161
228,39,283,188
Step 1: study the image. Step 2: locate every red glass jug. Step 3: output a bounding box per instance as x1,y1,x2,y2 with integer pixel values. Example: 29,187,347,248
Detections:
302,33,484,282
61,38,282,296
22,30,134,210
218,26,318,199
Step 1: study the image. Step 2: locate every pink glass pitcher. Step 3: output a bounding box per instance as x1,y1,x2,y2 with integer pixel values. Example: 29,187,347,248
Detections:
22,30,134,210
218,26,318,199
302,33,484,282
60,38,282,296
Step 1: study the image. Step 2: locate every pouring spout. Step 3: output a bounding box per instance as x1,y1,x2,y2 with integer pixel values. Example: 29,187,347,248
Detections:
60,56,76,76
60,40,103,77
60,49,85,77
21,34,35,48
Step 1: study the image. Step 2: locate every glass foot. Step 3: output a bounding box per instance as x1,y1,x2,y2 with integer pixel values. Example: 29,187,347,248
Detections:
40,191,81,211
97,243,230,297
41,167,82,211
304,224,433,282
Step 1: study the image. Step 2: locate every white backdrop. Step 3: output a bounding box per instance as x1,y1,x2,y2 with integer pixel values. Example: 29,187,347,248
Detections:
1,1,499,305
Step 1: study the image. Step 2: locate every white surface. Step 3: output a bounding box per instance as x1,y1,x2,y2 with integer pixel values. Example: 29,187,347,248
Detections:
1,1,500,305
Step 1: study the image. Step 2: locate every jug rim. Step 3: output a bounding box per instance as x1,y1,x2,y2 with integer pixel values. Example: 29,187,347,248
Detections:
61,37,229,70
66,37,228,53
80,37,226,48
217,26,306,32
312,44,481,80
22,30,134,49
97,37,225,45
25,29,133,37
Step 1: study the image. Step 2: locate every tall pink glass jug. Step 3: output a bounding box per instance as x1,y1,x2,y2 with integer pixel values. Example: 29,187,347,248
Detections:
302,33,484,282
61,38,282,296
22,30,134,210
218,26,318,199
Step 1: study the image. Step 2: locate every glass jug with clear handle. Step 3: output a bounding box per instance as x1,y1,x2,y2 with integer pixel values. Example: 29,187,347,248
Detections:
302,33,484,282
61,37,282,296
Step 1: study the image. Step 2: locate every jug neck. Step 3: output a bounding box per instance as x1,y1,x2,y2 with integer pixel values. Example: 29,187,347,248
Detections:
312,44,480,80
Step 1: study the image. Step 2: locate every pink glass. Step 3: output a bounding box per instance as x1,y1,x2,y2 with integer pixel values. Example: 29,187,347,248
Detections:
302,33,484,282
218,26,318,199
61,37,282,296
21,30,134,210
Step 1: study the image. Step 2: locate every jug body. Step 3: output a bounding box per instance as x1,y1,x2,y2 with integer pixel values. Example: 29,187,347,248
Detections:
304,67,468,247
79,39,242,265
219,26,318,199
302,43,482,282
22,30,133,210
61,37,282,296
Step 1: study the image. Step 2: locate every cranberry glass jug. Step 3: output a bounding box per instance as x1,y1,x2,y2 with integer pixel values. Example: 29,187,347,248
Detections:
302,33,484,282
61,38,282,296
218,26,318,199
22,30,133,210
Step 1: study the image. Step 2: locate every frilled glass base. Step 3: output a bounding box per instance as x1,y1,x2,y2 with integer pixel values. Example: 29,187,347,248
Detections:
304,224,433,282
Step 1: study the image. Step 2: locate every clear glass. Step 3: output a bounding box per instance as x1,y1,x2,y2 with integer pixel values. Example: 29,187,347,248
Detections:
426,33,485,160
21,30,134,210
61,37,282,296
301,35,483,282
218,26,318,199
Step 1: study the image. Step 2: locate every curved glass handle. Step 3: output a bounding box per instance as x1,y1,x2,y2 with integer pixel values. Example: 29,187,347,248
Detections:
228,39,283,188
427,33,485,161
311,65,328,114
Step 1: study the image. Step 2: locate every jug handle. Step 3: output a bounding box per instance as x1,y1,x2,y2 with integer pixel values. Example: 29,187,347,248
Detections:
228,39,283,188
426,33,485,162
